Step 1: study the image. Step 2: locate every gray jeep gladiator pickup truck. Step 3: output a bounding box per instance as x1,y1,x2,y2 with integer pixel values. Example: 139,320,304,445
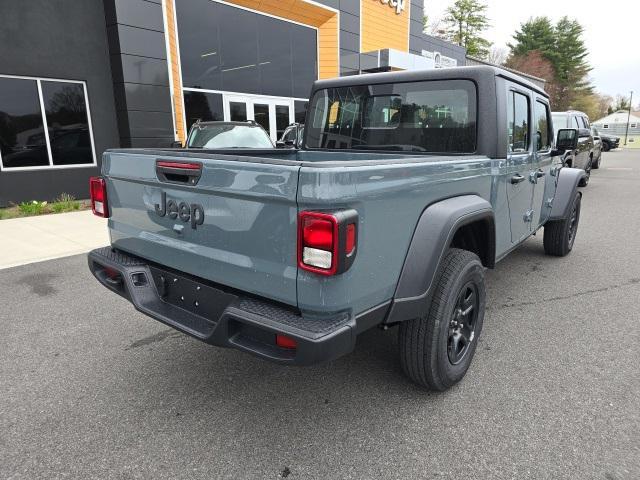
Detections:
88,66,585,390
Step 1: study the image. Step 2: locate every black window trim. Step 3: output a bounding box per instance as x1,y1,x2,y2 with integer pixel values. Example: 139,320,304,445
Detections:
534,98,553,153
508,86,532,155
0,73,97,172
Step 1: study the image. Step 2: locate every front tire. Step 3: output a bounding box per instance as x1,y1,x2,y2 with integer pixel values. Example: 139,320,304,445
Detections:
543,192,581,256
398,248,486,391
592,152,601,169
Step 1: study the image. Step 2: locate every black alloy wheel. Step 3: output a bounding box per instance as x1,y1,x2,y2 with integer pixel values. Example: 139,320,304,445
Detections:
447,282,479,365
567,197,580,250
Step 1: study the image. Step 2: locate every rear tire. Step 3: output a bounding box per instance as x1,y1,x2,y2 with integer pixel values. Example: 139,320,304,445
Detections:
398,248,486,391
543,192,581,257
602,142,610,152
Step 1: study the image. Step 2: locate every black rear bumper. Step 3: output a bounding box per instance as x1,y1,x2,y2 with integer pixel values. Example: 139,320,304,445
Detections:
88,247,357,365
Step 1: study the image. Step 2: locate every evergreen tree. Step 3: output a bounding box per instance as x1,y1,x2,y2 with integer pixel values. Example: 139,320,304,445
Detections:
443,0,492,58
508,16,592,110
508,17,557,63
554,17,592,100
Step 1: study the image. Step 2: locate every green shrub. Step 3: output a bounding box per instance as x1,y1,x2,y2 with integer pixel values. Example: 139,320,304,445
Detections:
52,193,80,213
18,200,48,216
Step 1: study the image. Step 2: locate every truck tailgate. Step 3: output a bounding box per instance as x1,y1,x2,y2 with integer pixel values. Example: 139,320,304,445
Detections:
103,150,300,307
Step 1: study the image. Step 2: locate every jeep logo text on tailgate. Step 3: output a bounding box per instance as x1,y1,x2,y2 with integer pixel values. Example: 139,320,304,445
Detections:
154,191,204,230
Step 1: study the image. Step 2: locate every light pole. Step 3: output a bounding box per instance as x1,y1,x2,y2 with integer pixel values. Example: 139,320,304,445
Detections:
624,90,633,146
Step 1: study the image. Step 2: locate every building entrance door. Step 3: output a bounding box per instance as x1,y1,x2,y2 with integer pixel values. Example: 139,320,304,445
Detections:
224,94,294,142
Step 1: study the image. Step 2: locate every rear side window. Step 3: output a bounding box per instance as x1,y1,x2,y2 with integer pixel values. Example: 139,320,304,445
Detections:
534,101,552,151
508,91,530,153
306,79,477,153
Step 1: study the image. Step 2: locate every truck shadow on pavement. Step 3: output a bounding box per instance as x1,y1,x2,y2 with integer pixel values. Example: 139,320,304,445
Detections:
117,238,556,405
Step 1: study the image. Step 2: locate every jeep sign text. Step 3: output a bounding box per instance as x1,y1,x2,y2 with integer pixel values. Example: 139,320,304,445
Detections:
380,0,405,15
154,191,204,230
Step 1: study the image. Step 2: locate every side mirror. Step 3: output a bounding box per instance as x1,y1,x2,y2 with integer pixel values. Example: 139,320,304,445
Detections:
553,128,578,155
578,128,591,138
170,141,183,148
276,141,286,148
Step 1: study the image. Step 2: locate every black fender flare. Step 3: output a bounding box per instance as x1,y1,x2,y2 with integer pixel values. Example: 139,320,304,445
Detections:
385,195,495,324
549,167,586,221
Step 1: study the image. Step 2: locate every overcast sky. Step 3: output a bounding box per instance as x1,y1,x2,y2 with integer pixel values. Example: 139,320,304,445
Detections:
425,0,639,102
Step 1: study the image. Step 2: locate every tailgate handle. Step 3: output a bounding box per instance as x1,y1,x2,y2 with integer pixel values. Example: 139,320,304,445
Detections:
156,160,202,186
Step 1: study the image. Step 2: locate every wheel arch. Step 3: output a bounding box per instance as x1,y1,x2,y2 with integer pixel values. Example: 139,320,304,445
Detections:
549,167,586,221
385,195,495,324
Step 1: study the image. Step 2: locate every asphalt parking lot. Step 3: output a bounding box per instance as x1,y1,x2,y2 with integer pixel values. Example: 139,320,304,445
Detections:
1,150,639,480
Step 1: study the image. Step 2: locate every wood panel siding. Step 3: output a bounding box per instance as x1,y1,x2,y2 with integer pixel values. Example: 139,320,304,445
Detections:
361,0,410,52
164,0,185,143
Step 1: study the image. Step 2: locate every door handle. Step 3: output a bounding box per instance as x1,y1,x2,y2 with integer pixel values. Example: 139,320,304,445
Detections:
536,169,545,178
511,174,525,184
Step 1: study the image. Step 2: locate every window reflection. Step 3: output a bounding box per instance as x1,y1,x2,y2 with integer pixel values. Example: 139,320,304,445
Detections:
0,77,49,168
184,91,224,132
294,100,307,124
306,80,477,153
41,81,93,165
176,0,317,98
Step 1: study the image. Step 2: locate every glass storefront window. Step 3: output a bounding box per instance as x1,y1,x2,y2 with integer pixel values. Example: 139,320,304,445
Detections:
253,104,270,133
176,0,317,99
183,91,224,132
229,102,247,122
275,104,290,139
0,77,49,168
295,101,307,124
0,75,95,170
41,81,93,166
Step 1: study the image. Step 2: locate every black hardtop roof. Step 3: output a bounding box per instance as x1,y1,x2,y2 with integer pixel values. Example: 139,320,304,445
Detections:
311,65,548,98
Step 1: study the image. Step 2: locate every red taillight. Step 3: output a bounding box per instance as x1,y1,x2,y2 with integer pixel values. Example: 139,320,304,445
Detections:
89,176,109,218
346,224,356,255
298,212,339,275
303,217,335,251
276,334,297,350
298,210,358,276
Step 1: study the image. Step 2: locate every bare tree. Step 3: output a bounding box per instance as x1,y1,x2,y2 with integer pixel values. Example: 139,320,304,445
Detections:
48,86,85,115
486,46,508,65
424,14,447,37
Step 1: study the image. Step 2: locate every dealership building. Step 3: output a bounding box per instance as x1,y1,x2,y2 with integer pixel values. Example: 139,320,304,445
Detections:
0,0,465,206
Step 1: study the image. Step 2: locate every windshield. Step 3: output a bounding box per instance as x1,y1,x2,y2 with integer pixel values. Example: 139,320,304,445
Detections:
305,79,477,153
187,124,274,149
